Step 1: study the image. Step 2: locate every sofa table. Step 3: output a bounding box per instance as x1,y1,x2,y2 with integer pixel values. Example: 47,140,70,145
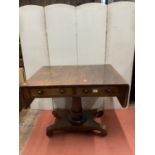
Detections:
21,64,129,137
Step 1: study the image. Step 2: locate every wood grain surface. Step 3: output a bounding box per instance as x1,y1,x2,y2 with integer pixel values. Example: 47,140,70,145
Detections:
21,65,129,107
22,64,128,87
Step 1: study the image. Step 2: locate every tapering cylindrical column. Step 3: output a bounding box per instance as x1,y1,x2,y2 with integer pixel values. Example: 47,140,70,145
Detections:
69,97,85,125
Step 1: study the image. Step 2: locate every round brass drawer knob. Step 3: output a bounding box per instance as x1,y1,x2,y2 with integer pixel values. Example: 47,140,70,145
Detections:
59,89,65,94
37,90,44,95
83,89,89,94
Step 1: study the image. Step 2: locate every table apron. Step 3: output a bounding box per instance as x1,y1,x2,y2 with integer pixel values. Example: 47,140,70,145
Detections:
21,86,129,107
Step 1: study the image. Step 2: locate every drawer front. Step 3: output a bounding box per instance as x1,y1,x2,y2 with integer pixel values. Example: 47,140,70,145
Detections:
30,88,73,97
76,86,119,97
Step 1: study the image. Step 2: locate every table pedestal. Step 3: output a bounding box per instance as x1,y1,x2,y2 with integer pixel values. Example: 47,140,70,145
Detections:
46,97,107,137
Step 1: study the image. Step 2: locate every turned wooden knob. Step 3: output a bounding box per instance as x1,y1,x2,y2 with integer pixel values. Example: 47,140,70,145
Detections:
83,89,89,94
37,90,44,95
59,89,65,94
106,88,111,93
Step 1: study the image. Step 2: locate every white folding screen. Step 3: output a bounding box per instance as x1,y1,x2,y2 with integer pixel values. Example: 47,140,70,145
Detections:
45,3,107,66
106,2,135,83
45,4,77,65
19,6,52,110
77,3,107,65
105,2,135,108
19,2,135,110
19,6,49,79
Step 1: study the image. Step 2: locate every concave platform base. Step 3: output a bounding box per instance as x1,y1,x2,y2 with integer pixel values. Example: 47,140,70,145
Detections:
46,97,107,137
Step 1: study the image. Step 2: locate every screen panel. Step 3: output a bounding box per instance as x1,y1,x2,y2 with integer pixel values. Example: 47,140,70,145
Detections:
45,4,77,66
20,5,49,79
77,3,107,65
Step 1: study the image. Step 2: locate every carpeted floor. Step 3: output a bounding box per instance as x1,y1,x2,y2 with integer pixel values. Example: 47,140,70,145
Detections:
21,107,134,155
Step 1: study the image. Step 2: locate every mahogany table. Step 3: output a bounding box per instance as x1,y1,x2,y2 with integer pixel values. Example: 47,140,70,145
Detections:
21,64,129,137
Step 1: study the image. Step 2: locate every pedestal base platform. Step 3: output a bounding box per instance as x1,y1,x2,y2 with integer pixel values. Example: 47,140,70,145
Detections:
46,109,107,137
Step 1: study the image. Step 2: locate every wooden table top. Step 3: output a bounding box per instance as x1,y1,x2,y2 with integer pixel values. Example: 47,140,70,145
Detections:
23,64,128,87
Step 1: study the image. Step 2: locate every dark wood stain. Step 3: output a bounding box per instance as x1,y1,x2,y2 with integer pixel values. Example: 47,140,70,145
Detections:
21,64,129,108
23,64,128,87
21,64,129,136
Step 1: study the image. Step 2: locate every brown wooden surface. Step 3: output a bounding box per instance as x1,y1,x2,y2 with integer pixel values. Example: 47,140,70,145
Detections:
21,65,129,108
21,64,129,136
22,64,128,87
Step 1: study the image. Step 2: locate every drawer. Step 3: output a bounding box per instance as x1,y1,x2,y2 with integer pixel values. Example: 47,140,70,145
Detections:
29,87,73,97
76,86,119,97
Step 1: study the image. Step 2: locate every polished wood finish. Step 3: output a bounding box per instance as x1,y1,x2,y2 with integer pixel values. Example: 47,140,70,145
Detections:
23,65,128,87
30,87,73,97
22,65,129,107
21,64,129,136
